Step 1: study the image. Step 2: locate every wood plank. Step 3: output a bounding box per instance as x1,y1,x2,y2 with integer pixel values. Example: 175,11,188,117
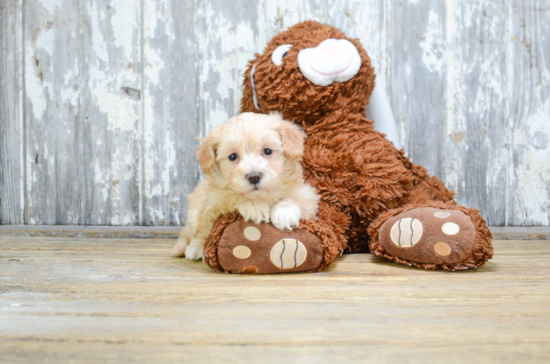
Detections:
388,0,446,178
81,0,142,225
490,226,550,240
23,0,142,225
23,0,85,224
0,0,24,224
508,0,550,225
0,236,548,363
0,224,181,239
141,0,200,226
0,342,548,364
444,1,508,225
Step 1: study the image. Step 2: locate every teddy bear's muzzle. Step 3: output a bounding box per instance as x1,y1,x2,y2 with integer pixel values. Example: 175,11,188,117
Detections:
297,38,362,87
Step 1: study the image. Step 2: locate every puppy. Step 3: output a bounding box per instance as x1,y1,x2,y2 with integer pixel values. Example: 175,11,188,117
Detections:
171,112,320,260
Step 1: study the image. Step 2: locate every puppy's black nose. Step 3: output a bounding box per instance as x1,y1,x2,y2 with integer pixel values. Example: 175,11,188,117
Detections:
246,172,262,185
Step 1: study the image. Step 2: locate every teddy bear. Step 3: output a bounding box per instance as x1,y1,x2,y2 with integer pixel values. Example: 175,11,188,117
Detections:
201,21,493,273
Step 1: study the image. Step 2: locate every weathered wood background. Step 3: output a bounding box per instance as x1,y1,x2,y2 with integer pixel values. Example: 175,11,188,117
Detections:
1,0,549,226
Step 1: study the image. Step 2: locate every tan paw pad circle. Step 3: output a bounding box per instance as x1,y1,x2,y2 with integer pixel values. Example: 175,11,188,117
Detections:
243,226,261,241
242,265,258,274
442,222,460,235
270,239,307,269
233,245,251,259
434,211,451,218
434,241,452,256
390,218,423,247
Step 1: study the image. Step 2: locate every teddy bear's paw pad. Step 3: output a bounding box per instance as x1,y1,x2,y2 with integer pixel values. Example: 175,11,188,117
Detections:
217,221,323,274
390,217,423,247
270,239,308,269
379,207,476,265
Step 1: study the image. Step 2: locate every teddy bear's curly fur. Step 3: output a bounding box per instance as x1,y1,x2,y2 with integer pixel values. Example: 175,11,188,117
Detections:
203,21,493,272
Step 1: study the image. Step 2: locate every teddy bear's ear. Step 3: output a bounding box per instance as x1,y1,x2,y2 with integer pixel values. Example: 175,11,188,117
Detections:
197,129,219,174
241,59,260,113
273,113,306,159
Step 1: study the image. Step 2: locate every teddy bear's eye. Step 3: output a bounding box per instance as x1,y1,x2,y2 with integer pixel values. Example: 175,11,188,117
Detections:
228,153,238,161
271,44,293,66
263,148,273,156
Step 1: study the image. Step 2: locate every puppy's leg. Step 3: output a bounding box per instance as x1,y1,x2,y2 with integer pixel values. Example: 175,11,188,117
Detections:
171,181,207,258
171,225,192,257
183,194,222,261
238,200,271,224
183,208,220,260
184,238,205,260
271,198,302,230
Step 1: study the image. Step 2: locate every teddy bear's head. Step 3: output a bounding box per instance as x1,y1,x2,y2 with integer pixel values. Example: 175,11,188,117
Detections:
241,21,376,124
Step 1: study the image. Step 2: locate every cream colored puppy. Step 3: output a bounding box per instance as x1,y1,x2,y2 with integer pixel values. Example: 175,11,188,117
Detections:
171,112,320,260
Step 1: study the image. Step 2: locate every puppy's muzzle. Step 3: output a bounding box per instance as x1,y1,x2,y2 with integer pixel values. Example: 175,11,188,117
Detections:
246,172,262,186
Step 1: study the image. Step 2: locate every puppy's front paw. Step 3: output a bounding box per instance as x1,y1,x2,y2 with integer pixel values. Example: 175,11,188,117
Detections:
271,203,301,230
171,238,189,257
238,201,270,224
184,240,204,261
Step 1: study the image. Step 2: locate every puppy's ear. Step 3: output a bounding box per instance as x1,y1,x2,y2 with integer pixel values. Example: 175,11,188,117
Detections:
197,130,219,174
274,115,306,159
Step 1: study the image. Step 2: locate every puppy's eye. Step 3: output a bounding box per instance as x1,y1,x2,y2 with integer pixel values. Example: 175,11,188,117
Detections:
228,153,238,161
271,44,293,66
263,148,272,156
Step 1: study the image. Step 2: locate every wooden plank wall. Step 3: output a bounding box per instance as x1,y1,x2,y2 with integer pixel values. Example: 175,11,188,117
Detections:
0,0,548,226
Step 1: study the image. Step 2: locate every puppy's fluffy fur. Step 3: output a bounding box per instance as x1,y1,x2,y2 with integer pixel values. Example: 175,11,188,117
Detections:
171,112,320,260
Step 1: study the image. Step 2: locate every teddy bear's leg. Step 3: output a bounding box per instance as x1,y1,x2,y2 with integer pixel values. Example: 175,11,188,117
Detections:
367,202,493,270
203,202,350,274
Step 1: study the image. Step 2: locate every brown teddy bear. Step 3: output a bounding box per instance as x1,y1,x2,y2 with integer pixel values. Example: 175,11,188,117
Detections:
202,21,493,273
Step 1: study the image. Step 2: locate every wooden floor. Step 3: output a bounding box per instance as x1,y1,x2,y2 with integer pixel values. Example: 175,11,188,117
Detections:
1,235,549,363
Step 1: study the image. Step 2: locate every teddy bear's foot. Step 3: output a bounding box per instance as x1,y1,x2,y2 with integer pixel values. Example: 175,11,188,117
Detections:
214,221,324,274
375,207,489,270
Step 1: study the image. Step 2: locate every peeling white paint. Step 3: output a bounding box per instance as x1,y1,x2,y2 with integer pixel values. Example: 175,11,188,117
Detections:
35,26,55,56
444,0,460,191
39,0,63,16
198,2,259,132
94,160,108,203
25,27,55,120
96,89,137,132
144,43,164,85
61,68,79,107
420,10,444,74
25,50,46,121
148,206,165,222
173,211,181,225
512,99,550,225
162,130,175,196
111,0,140,60
143,0,158,38
87,2,109,63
